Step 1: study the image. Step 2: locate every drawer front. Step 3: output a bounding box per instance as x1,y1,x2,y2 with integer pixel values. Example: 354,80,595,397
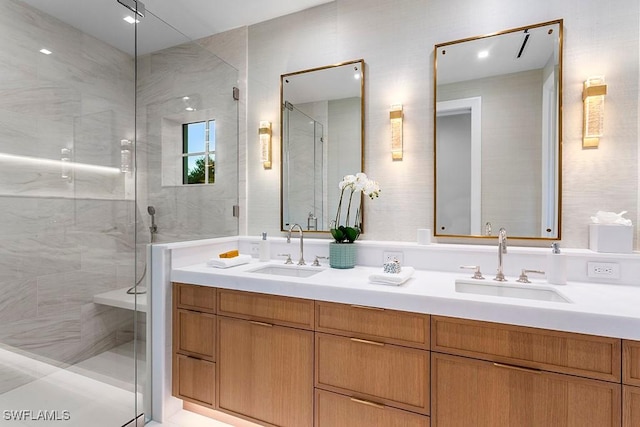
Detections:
173,354,215,408
315,389,430,427
432,352,621,427
316,301,429,349
174,283,216,313
217,289,314,329
315,333,430,415
432,316,621,382
623,340,640,386
174,309,215,361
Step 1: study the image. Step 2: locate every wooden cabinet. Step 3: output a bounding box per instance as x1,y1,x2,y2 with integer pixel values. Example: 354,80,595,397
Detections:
172,283,217,408
624,385,640,427
432,315,621,382
218,288,314,330
432,352,621,427
217,315,314,427
316,301,430,349
623,340,640,386
315,389,430,427
316,332,430,415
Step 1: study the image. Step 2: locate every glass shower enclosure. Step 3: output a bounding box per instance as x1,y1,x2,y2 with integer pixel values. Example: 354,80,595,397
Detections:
0,0,239,425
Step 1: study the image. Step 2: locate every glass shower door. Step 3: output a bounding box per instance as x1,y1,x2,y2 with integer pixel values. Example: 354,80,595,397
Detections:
0,0,140,425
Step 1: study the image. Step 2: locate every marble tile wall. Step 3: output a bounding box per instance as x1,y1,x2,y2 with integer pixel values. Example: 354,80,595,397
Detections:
246,0,640,249
0,0,138,393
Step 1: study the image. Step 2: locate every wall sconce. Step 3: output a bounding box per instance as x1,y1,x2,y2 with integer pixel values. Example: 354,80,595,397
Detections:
583,76,607,148
390,104,403,160
61,148,72,182
120,139,133,173
259,121,272,169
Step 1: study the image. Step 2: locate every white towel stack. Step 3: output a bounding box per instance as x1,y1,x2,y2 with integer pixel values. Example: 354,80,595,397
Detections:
368,266,415,286
206,254,252,269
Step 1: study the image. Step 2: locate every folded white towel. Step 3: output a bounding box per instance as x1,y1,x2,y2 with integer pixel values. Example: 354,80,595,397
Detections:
368,266,415,286
206,254,252,269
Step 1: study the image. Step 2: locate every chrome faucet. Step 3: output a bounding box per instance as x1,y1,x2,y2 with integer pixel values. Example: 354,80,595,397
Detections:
494,227,508,281
287,223,305,265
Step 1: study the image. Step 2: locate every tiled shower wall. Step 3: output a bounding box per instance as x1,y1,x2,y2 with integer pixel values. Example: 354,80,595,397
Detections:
0,0,136,392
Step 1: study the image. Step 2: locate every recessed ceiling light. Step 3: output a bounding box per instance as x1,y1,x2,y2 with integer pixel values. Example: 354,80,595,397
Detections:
477,50,489,59
123,16,139,24
354,73,361,80
39,48,52,55
185,107,195,112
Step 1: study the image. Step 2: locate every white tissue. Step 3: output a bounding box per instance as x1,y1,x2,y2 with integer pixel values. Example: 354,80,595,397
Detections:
590,210,632,226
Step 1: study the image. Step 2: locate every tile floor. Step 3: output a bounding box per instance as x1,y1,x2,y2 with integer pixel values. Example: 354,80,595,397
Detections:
0,341,257,427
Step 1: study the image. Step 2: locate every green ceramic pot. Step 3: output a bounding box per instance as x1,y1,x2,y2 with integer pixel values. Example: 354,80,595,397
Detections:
329,242,356,269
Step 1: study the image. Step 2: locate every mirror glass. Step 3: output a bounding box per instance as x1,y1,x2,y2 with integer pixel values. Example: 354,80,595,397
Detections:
434,20,562,239
281,59,364,232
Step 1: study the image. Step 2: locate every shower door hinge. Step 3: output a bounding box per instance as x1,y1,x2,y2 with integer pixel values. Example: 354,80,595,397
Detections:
232,205,240,218
232,87,239,101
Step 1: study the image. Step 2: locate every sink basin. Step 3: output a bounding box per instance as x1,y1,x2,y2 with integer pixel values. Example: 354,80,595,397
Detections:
455,279,571,303
248,265,323,278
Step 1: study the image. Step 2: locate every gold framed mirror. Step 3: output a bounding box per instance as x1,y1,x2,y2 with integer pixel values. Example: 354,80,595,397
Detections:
280,59,365,232
434,20,563,240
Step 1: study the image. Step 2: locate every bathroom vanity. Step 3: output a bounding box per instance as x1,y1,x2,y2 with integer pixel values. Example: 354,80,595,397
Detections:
162,239,640,427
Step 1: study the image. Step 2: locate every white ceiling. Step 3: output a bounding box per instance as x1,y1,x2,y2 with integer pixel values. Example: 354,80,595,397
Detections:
21,0,333,55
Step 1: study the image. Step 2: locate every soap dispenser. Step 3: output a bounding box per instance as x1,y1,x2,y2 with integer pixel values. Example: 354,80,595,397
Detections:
547,242,567,285
259,232,271,262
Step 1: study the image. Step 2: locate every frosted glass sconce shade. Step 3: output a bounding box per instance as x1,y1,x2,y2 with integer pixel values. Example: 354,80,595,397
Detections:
390,105,403,160
259,121,272,169
583,76,607,148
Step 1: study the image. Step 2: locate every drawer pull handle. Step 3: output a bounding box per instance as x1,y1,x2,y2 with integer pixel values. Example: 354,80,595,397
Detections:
249,321,273,327
350,304,385,311
350,337,385,346
350,397,385,409
493,362,541,374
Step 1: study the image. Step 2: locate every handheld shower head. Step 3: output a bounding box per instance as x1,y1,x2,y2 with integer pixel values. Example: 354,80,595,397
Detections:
147,206,157,236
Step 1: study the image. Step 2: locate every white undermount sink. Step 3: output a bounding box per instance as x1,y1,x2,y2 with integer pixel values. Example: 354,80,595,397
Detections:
455,279,571,303
248,264,324,278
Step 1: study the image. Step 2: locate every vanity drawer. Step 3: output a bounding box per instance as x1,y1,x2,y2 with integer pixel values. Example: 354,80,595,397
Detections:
315,389,430,427
431,316,621,382
217,289,314,330
315,332,430,415
623,340,640,386
173,354,215,408
315,301,429,349
174,309,216,361
174,282,216,313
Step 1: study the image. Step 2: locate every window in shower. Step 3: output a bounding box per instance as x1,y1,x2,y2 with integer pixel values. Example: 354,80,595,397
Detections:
182,120,215,184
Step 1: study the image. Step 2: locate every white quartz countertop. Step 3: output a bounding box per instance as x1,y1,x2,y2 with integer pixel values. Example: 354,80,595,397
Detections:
172,260,640,341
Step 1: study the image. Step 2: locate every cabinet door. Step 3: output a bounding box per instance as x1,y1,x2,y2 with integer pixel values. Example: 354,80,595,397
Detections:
217,316,314,427
623,340,640,386
315,389,430,427
624,386,640,427
432,353,621,427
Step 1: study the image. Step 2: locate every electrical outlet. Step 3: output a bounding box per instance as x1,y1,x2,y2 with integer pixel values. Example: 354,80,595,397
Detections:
250,242,260,254
587,262,620,279
383,251,404,265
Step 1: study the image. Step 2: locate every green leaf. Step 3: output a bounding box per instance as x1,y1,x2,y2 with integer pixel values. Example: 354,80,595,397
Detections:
343,226,360,243
331,228,345,243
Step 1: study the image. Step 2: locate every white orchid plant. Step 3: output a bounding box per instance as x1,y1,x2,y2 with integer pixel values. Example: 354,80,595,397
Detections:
330,172,381,243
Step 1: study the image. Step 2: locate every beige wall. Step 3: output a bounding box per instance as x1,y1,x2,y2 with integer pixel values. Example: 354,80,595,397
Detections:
243,0,639,249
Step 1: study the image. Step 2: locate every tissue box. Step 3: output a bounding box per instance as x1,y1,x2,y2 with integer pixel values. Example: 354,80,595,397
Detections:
589,224,633,253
